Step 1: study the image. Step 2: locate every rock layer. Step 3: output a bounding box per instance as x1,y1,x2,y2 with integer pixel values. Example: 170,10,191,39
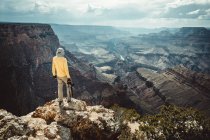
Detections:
0,23,138,116
0,23,59,115
120,65,210,115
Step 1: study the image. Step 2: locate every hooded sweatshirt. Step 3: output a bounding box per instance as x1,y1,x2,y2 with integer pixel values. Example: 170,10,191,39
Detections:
52,48,71,78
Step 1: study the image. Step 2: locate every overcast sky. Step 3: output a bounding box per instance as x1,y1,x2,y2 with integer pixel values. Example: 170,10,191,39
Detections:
0,0,210,28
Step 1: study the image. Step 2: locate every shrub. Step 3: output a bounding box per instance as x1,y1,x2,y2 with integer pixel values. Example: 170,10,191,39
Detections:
138,105,210,140
111,104,141,122
112,104,210,140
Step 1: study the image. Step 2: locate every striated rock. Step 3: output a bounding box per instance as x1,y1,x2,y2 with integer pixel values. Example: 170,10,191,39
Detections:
116,65,210,116
120,70,164,114
135,65,210,116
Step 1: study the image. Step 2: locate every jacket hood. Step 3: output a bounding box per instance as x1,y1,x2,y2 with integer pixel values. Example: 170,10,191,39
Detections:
56,48,65,57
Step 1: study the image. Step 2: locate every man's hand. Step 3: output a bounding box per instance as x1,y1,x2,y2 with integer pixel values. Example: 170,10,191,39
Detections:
67,78,72,85
53,75,57,79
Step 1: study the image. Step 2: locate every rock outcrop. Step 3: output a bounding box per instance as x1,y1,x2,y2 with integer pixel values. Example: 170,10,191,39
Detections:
0,109,32,139
0,98,120,140
1,98,210,140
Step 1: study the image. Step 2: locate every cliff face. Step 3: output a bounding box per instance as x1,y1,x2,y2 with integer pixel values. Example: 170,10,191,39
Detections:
0,23,138,116
0,23,59,116
63,51,141,113
118,65,210,116
2,23,209,119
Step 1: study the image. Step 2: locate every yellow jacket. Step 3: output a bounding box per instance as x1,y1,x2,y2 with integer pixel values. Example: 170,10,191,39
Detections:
52,56,71,78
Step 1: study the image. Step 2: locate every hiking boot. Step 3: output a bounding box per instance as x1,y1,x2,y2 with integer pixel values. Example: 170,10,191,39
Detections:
67,99,71,103
59,101,63,106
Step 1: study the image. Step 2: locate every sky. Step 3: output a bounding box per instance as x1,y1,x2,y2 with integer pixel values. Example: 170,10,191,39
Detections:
0,0,210,28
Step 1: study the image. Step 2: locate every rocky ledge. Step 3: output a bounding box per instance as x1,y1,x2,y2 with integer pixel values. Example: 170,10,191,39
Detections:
1,98,210,140
0,98,120,140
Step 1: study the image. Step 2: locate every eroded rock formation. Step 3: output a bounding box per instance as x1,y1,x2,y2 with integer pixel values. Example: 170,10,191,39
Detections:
0,23,59,115
0,23,137,116
118,65,210,116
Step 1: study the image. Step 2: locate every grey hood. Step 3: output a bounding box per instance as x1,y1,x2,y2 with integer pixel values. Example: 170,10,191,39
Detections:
56,48,65,57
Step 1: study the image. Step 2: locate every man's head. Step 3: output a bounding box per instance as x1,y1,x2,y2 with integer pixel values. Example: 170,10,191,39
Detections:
56,48,65,57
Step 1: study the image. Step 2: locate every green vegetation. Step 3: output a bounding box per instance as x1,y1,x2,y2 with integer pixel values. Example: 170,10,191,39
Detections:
139,105,210,140
112,104,210,140
111,104,141,123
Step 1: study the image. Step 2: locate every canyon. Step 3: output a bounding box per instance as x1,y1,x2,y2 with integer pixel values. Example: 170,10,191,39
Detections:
0,23,210,118
52,24,210,116
0,23,138,116
0,23,210,139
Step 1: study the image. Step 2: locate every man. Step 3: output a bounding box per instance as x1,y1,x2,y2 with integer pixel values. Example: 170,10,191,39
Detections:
52,48,72,105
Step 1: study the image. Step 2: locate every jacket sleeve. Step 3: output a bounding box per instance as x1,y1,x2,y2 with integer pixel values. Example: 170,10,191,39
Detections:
52,57,56,76
64,58,71,78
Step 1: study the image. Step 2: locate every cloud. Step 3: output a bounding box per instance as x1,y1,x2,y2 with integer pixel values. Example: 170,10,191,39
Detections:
187,9,200,15
0,0,210,27
88,5,147,20
166,0,210,8
162,2,210,19
93,18,210,28
198,9,210,19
